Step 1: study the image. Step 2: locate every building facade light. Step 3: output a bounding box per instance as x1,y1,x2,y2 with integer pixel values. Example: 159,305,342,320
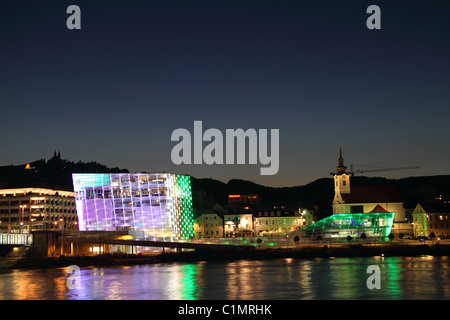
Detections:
72,173,194,242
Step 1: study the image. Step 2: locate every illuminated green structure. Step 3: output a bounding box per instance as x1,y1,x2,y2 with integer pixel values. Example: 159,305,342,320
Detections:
72,173,194,241
293,205,395,241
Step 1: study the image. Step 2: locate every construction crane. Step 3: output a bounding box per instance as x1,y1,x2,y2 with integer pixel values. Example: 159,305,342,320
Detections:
349,164,420,177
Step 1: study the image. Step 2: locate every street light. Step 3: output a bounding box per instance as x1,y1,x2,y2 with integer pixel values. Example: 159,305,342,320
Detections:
60,217,64,255
74,221,79,255
19,205,27,234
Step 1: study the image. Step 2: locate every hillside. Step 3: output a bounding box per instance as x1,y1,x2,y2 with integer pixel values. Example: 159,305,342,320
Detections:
191,175,450,219
0,153,128,191
1,154,449,217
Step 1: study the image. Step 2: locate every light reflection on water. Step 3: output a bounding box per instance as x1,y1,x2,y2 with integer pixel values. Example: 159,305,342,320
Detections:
0,256,449,300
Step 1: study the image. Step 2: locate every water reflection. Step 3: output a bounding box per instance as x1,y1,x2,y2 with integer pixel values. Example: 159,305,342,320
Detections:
0,268,68,300
297,259,315,299
398,255,450,299
381,256,402,299
166,263,201,299
0,256,449,300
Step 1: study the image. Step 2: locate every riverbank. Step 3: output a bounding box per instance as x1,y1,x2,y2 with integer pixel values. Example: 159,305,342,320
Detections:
253,242,450,259
5,242,450,270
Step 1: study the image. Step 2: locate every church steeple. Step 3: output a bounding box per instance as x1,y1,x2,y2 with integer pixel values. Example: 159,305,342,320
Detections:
336,147,347,175
332,147,351,210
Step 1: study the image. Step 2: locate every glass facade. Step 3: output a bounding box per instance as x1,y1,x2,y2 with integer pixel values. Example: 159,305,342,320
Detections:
72,173,194,241
296,212,395,241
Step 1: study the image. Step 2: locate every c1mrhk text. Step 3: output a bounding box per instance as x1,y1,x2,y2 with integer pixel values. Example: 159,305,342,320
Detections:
178,304,272,317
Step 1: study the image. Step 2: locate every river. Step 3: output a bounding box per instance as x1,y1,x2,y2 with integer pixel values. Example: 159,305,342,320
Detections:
0,255,449,300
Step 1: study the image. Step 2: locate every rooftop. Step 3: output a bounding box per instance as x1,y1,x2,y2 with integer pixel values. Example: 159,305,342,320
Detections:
0,187,74,197
342,185,404,203
419,202,450,214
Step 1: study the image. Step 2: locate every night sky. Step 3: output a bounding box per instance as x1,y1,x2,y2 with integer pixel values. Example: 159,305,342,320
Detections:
1,0,449,187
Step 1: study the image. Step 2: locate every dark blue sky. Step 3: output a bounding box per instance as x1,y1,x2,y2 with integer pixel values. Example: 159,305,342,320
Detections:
1,0,449,186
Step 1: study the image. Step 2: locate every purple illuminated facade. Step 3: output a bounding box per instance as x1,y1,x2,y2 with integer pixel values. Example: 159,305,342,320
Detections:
72,173,194,241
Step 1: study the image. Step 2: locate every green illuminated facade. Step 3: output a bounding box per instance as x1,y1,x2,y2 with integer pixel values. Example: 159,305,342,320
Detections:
73,173,194,241
293,210,395,241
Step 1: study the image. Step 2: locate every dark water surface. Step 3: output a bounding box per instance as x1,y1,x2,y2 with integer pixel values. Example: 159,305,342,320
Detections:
0,256,449,300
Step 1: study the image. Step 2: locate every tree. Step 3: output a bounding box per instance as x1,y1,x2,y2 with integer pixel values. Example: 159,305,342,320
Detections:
360,232,367,242
429,232,436,242
388,233,395,243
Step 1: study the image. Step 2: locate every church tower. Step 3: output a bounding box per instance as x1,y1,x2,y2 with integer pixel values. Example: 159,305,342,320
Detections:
332,147,350,213
334,147,350,194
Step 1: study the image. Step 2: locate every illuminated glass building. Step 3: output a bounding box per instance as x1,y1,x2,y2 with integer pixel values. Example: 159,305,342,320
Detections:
72,173,194,241
290,205,395,241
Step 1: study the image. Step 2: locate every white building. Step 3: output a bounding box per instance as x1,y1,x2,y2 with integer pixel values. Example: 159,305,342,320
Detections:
253,207,314,236
331,148,406,222
0,188,77,233
224,213,254,237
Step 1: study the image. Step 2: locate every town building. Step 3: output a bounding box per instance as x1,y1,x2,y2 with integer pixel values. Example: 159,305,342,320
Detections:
193,211,224,239
227,194,261,212
224,213,254,237
72,173,194,242
412,202,450,238
253,205,314,236
0,188,77,233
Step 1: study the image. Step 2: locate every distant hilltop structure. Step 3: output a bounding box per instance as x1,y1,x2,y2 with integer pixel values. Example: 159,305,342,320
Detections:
51,150,61,160
25,150,62,169
0,152,128,190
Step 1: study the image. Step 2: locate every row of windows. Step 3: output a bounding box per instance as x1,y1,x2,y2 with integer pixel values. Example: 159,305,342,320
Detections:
0,208,76,214
1,216,77,222
429,224,450,229
111,177,167,185
0,192,72,197
256,219,301,226
197,231,221,236
0,200,75,206
255,211,300,217
203,216,219,220
75,187,168,200
203,223,222,227
427,215,449,221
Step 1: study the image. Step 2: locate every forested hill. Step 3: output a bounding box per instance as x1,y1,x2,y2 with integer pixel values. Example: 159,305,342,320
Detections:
0,154,128,191
1,154,449,216
190,175,450,217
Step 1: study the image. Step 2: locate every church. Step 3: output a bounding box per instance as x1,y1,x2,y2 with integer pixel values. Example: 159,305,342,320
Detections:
331,148,407,222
